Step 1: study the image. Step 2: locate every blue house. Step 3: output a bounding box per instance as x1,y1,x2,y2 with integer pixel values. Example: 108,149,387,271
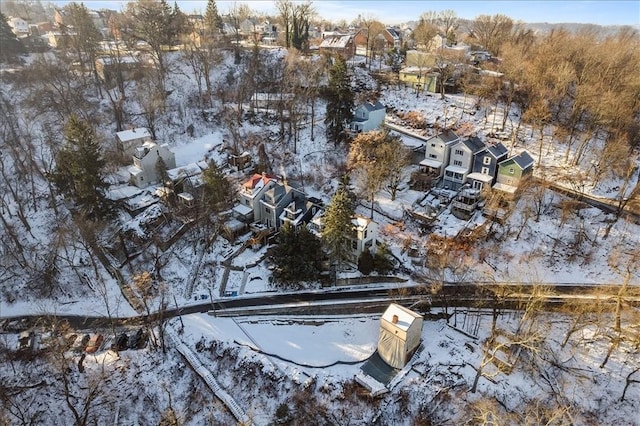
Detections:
350,101,386,133
466,142,508,191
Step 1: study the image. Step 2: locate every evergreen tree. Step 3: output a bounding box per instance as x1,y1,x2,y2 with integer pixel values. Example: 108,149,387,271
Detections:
50,115,112,220
325,54,354,146
171,1,189,40
0,12,24,63
321,187,355,271
357,248,374,275
204,0,223,34
271,223,323,287
202,160,231,212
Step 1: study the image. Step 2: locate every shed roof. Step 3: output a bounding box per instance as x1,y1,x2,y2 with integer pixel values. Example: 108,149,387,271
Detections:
116,128,151,142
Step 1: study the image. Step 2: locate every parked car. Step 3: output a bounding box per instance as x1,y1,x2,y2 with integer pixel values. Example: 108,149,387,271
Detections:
85,334,104,354
72,334,90,352
111,333,128,351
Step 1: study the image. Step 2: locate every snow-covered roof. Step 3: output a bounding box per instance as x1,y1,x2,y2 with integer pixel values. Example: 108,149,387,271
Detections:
116,128,151,142
420,158,442,168
243,173,277,190
167,163,202,181
467,172,494,183
319,35,352,49
128,165,143,176
381,303,422,332
233,204,253,216
445,165,468,174
493,182,518,193
352,215,373,231
512,151,535,169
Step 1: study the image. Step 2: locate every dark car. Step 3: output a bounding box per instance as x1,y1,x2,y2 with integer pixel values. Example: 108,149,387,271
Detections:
111,333,128,351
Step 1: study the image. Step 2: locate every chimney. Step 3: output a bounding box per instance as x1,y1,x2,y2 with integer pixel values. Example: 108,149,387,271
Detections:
392,314,399,324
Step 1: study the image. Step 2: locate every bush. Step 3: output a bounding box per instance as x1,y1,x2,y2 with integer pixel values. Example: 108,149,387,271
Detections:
357,248,375,275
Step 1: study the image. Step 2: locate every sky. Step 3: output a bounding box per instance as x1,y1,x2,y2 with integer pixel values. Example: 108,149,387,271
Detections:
51,0,640,26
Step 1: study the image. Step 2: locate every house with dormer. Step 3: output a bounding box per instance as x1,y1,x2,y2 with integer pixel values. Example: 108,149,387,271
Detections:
351,101,386,133
419,130,460,185
236,173,279,223
259,182,307,230
466,142,509,191
128,141,176,188
443,136,486,191
279,195,323,230
309,211,378,264
494,151,535,196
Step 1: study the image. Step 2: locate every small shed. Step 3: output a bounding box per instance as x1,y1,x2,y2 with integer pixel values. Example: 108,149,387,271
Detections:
378,303,423,369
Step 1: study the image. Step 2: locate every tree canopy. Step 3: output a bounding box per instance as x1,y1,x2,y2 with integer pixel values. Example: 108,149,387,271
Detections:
50,115,111,220
324,55,354,146
321,187,355,270
271,223,323,287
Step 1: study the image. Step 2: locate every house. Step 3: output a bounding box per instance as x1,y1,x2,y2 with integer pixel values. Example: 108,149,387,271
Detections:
128,142,176,188
308,211,378,264
349,216,378,263
383,28,403,49
398,67,438,93
8,17,30,36
419,130,460,185
442,136,486,191
95,56,140,88
319,34,355,59
351,101,385,133
116,128,153,157
467,142,508,191
279,195,322,230
166,161,208,202
258,181,307,230
235,173,279,223
378,303,423,369
493,151,535,196
353,27,402,55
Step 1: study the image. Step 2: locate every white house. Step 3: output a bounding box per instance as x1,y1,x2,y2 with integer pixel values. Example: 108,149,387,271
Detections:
351,101,386,133
420,130,460,183
116,128,152,157
235,173,279,223
8,17,29,36
128,141,176,188
442,136,486,191
349,215,378,263
378,303,423,369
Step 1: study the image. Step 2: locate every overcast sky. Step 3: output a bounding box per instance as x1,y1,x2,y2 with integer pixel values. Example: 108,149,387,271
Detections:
51,0,640,26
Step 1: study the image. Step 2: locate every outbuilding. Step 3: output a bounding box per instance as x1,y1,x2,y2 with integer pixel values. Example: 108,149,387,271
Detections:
378,303,424,369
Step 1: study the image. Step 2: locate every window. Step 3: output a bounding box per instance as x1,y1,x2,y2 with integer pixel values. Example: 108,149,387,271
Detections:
483,156,491,165
352,240,358,250
364,229,368,239
265,207,271,214
509,167,515,175
481,167,490,175
453,160,463,167
429,154,437,159
431,143,436,147
507,179,513,185
455,149,464,156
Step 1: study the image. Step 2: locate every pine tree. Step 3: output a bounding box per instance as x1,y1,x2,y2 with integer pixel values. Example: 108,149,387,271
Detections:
204,0,223,35
202,160,231,212
50,115,112,220
321,187,355,271
0,12,24,63
271,223,323,287
325,54,354,146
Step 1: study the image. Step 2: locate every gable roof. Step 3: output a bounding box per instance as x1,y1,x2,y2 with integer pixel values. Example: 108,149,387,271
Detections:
243,173,277,190
117,128,151,142
427,129,459,145
385,28,401,40
460,136,485,154
486,142,508,159
512,151,535,169
358,101,385,112
319,35,352,48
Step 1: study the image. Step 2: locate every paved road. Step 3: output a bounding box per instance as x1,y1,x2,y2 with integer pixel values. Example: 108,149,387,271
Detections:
3,282,636,331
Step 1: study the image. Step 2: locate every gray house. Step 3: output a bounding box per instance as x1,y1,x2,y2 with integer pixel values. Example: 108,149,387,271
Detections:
466,142,508,191
442,136,486,191
419,129,460,184
259,182,307,230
